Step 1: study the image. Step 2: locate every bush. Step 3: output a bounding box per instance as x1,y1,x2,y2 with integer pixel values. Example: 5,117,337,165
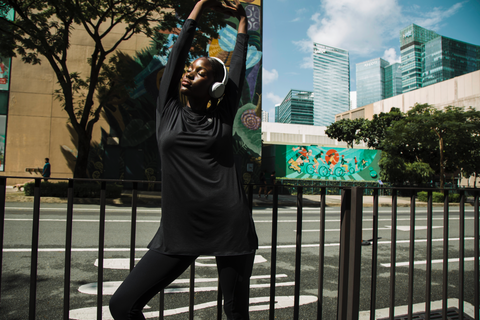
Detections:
417,191,460,203
24,181,122,198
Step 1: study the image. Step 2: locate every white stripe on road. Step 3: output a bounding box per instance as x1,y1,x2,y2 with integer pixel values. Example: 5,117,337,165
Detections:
359,299,475,320
2,237,475,253
94,255,268,270
301,225,445,232
69,295,318,320
4,217,475,223
381,257,476,267
79,278,294,295
5,207,161,213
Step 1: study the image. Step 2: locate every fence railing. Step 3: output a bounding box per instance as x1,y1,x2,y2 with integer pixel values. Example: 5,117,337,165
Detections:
0,176,478,320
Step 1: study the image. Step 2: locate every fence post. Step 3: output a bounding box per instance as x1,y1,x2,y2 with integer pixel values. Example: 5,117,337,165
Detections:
0,177,6,304
337,187,363,320
29,178,42,320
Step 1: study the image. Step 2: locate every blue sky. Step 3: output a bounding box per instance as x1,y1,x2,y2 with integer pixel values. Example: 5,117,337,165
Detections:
261,0,480,119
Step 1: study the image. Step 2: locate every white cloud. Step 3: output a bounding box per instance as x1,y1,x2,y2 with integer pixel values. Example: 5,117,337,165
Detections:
265,92,284,105
300,54,313,69
263,68,279,84
295,0,465,57
412,2,465,31
382,48,400,64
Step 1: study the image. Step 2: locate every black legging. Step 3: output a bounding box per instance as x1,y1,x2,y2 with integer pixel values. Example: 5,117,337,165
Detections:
109,250,255,320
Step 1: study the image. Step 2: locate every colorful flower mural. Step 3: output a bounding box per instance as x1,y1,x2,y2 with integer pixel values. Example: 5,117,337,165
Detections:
280,145,382,182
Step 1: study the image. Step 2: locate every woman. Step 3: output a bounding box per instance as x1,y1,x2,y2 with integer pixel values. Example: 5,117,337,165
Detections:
109,1,258,319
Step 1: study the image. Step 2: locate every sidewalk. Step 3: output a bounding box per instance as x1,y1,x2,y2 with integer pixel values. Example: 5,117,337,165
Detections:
5,186,471,207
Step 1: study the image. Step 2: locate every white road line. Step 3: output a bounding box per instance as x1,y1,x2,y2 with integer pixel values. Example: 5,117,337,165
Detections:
79,274,289,295
359,299,475,320
94,255,268,270
301,227,392,232
5,217,474,224
2,237,475,253
68,295,318,320
4,218,161,223
381,257,476,267
5,207,161,212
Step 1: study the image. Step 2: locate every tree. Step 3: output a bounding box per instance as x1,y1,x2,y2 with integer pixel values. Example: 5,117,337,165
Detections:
0,0,225,178
362,107,404,150
325,118,367,148
383,104,480,188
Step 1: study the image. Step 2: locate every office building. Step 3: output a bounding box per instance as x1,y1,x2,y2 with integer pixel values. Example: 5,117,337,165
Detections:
313,43,350,126
356,58,389,107
400,24,480,92
400,24,439,93
261,110,269,123
384,63,402,99
422,36,480,87
277,90,314,125
356,59,403,108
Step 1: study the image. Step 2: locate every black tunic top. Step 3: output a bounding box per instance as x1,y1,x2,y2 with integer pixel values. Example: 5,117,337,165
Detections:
148,19,258,256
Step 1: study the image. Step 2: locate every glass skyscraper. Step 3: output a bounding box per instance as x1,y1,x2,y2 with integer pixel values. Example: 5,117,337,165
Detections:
400,24,439,93
384,63,402,99
313,43,350,126
277,90,314,125
423,36,480,87
400,24,480,92
356,58,389,107
356,59,402,108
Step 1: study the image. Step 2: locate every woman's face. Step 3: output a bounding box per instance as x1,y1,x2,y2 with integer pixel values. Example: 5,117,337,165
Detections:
180,57,215,99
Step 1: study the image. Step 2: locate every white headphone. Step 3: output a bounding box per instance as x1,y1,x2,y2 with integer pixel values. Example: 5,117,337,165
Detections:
209,57,229,99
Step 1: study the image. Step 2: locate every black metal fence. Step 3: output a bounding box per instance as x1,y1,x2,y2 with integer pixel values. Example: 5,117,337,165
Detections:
0,176,478,320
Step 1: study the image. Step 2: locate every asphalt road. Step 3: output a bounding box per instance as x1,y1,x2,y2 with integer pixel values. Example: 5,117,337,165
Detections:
1,203,477,320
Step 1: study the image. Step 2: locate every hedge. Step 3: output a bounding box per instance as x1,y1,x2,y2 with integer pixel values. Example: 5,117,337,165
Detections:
24,181,123,198
417,191,460,203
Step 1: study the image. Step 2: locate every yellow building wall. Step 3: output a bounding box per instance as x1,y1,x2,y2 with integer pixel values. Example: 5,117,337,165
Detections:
1,24,150,185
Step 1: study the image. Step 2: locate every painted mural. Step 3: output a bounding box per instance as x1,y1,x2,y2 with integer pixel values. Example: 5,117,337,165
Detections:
86,1,263,187
282,145,381,181
0,8,13,172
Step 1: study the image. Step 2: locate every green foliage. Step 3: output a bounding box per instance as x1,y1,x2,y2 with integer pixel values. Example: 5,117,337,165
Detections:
335,104,480,187
417,191,460,203
24,181,122,198
325,118,367,148
363,107,404,150
383,104,480,188
404,161,435,185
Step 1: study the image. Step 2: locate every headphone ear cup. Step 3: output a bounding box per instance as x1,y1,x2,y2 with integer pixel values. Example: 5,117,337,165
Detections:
210,82,225,99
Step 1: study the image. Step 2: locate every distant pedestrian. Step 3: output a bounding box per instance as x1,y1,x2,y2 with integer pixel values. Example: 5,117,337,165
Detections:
266,171,277,199
42,158,51,181
258,170,267,197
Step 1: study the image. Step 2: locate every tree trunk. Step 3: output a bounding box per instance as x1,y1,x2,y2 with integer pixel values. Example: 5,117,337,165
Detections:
74,133,91,179
439,136,445,190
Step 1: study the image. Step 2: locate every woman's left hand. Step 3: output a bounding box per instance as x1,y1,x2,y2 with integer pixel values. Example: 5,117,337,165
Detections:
218,0,246,20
